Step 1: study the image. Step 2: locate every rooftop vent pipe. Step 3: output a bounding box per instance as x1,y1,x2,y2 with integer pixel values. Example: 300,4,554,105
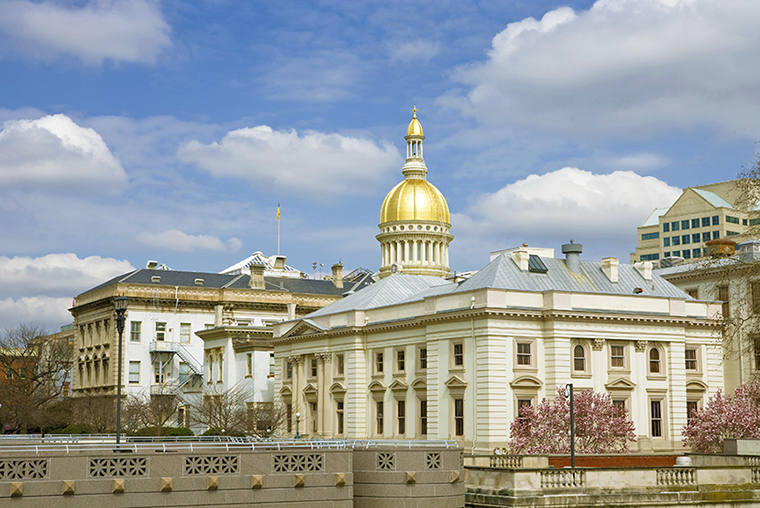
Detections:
562,241,582,273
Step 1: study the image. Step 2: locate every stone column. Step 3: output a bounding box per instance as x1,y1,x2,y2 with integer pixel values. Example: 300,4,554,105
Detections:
290,355,303,417
321,353,332,436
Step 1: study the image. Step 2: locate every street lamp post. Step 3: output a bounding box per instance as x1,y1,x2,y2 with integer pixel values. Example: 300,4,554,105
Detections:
564,383,575,468
114,296,128,447
295,412,301,439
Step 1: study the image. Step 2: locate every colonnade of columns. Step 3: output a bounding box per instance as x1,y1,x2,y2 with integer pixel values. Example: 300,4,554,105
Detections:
287,352,333,438
406,139,423,159
381,238,449,268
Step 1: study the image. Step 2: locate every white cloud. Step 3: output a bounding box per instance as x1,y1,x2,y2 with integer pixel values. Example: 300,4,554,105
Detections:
177,125,402,195
446,0,760,139
458,167,682,238
0,0,171,65
390,39,439,64
0,253,134,298
136,230,242,253
0,296,74,330
0,114,127,191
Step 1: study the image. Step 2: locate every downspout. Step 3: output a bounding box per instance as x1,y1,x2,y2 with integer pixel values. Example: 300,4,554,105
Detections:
471,312,477,455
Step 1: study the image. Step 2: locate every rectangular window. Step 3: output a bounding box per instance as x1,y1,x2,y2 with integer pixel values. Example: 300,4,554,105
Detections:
718,286,730,318
311,358,317,378
664,252,671,258
129,361,140,384
130,321,141,342
269,353,275,376
376,352,384,374
687,401,698,423
753,282,760,314
336,354,344,375
397,350,405,371
651,400,662,437
663,222,670,233
682,234,690,245
727,230,739,236
727,216,740,224
517,343,531,366
642,232,659,241
246,353,252,377
751,218,760,226
420,400,428,435
611,345,625,368
672,250,681,257
692,233,700,243
286,360,293,379
641,253,659,261
180,323,191,343
663,237,670,247
154,362,164,384
672,236,680,246
337,401,344,435
613,399,626,417
453,343,464,367
691,218,700,229
693,248,702,258
454,398,464,437
419,348,427,370
517,399,532,421
713,231,720,240
702,232,711,242
155,322,166,341
681,220,690,230
397,400,406,435
686,288,698,299
376,401,384,435
685,349,698,370
702,216,710,227
672,221,680,231
683,250,691,259
179,362,189,381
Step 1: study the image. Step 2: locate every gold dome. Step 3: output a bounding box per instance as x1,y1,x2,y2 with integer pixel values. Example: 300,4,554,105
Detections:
380,178,450,224
406,111,424,138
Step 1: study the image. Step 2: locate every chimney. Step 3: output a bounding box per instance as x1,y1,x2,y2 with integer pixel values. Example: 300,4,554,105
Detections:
738,239,760,263
601,257,619,283
332,262,344,288
248,262,266,289
562,241,582,273
634,261,653,280
147,260,158,269
511,249,529,271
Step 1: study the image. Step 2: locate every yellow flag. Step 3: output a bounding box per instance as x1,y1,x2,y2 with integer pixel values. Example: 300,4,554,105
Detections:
276,204,280,221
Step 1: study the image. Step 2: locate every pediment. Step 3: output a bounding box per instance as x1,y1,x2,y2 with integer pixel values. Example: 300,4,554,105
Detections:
330,381,347,393
279,385,292,396
445,375,468,388
280,319,327,339
686,379,708,391
411,378,427,391
605,377,636,390
303,382,318,395
389,379,408,392
368,380,387,392
510,375,542,389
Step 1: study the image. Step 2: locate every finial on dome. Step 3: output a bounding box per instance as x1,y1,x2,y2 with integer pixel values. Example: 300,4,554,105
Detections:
412,105,417,118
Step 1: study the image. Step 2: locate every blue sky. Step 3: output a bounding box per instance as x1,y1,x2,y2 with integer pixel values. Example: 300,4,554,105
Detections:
0,0,758,331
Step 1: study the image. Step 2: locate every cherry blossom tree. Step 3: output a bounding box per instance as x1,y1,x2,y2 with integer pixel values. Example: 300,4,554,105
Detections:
683,382,760,453
509,386,636,454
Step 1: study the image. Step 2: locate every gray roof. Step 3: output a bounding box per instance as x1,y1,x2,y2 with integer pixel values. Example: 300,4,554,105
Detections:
307,274,451,317
692,188,733,209
641,207,670,227
305,253,692,319
78,267,371,299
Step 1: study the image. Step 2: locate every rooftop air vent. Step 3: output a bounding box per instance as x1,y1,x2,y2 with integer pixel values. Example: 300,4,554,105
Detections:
194,278,204,286
151,275,161,283
147,260,158,269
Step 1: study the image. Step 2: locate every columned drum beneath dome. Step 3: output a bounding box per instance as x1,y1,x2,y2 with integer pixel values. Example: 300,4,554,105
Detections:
377,110,453,279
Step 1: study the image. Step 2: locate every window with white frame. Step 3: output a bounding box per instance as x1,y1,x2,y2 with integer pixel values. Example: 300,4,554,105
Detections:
572,343,589,373
129,361,140,384
650,399,663,438
452,343,464,368
376,400,384,435
419,348,427,370
375,351,384,374
246,353,252,377
180,323,191,343
687,400,699,423
155,322,166,341
685,348,698,371
396,349,405,372
419,399,428,435
648,346,665,376
516,342,531,366
397,399,406,435
610,344,626,369
336,401,344,435
130,321,141,342
453,398,464,437
336,354,344,376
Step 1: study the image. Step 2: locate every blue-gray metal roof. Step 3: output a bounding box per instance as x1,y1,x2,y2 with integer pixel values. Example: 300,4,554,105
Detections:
641,207,670,227
692,188,733,209
307,274,451,317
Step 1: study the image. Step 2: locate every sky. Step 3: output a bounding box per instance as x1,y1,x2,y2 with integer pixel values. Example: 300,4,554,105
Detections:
1,0,758,332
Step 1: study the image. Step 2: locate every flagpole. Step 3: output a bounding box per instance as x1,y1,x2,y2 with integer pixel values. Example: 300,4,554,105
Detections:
277,203,281,256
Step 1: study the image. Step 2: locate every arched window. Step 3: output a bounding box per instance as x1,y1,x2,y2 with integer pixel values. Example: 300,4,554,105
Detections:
649,348,660,373
573,345,585,372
